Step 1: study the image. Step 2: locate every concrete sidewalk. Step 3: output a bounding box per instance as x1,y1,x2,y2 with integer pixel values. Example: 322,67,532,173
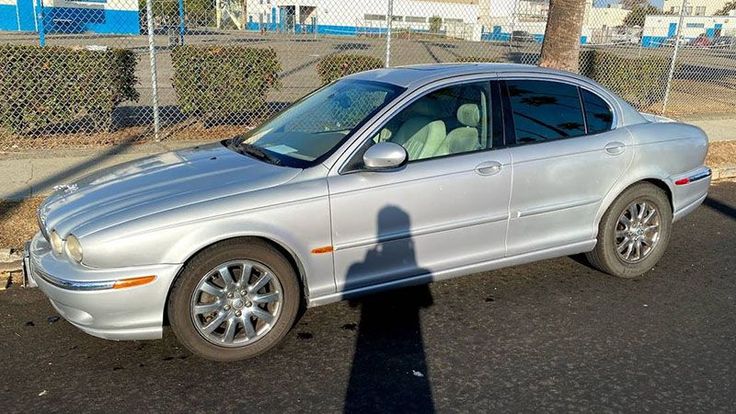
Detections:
0,139,211,200
0,117,733,201
682,116,736,143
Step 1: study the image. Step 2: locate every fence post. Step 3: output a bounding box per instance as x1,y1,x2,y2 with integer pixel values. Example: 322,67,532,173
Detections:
662,0,688,115
145,0,161,141
35,0,45,47
385,0,394,67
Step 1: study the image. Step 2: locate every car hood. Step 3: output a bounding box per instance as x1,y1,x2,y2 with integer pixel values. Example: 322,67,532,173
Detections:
39,143,301,238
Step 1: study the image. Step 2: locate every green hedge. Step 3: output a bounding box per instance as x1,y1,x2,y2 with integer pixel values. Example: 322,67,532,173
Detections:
316,54,384,85
580,50,669,109
171,46,281,123
0,45,138,135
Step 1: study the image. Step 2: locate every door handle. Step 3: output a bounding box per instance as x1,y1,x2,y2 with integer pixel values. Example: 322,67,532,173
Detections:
604,141,626,155
475,161,503,176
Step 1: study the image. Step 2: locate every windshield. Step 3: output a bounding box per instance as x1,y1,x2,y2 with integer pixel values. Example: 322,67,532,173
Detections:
229,79,404,168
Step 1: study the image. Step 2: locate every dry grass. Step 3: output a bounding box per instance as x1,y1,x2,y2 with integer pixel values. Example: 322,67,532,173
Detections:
0,197,42,249
707,141,736,167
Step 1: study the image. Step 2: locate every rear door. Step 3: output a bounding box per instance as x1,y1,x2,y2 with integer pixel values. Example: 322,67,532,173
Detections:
501,77,633,256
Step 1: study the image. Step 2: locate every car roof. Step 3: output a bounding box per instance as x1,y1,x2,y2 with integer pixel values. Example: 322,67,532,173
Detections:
344,63,583,88
344,62,647,127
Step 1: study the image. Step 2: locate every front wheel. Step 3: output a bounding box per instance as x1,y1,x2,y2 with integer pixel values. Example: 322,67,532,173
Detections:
168,239,301,361
586,182,673,278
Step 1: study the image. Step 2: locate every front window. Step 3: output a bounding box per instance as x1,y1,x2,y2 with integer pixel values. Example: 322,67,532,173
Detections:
230,79,403,167
371,82,490,162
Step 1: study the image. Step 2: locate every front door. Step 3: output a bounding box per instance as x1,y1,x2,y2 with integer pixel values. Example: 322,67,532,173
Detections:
17,0,37,32
328,81,511,291
501,78,633,256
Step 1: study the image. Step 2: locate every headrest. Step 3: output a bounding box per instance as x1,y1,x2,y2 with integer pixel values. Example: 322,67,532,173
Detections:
407,100,437,118
456,103,480,127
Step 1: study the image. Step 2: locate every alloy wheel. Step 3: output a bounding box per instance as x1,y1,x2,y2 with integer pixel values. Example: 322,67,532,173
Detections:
190,260,283,347
614,200,661,263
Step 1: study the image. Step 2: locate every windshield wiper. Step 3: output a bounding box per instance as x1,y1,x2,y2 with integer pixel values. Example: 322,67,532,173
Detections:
230,140,282,166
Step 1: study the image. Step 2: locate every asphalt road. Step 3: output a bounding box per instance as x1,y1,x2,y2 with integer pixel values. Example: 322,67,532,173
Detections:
1,182,735,413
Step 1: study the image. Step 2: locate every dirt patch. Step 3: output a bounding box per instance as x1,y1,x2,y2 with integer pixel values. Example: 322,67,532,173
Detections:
0,197,42,249
707,141,736,167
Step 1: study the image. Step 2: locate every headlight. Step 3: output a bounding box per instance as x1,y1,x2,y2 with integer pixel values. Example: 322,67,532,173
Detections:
50,230,63,255
65,234,83,263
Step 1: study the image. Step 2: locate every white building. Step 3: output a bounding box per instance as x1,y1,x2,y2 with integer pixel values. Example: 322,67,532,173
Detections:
643,13,736,46
662,0,732,16
480,0,631,44
244,0,480,39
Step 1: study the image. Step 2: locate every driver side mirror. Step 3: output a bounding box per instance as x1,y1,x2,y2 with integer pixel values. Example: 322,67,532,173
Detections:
362,142,407,171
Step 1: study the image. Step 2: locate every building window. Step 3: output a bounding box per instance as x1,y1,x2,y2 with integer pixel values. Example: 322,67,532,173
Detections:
695,6,706,16
405,16,426,23
364,14,386,21
684,6,693,15
686,22,705,28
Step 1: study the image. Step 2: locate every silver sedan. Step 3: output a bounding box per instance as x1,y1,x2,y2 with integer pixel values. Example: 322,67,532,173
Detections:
25,64,711,360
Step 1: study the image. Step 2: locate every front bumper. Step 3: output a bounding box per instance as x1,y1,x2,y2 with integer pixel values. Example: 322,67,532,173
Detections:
24,232,182,340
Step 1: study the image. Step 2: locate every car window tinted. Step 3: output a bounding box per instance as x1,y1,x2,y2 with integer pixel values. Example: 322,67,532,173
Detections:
505,80,585,145
581,89,614,134
373,82,489,162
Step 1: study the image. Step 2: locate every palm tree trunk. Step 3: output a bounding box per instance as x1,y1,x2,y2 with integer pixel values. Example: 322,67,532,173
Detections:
539,0,587,73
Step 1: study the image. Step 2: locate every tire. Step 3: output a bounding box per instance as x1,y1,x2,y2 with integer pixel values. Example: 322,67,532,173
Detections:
586,182,673,278
168,239,301,361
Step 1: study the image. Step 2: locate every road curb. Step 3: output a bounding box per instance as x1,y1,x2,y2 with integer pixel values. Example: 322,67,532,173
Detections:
0,250,22,290
712,164,736,181
0,261,22,290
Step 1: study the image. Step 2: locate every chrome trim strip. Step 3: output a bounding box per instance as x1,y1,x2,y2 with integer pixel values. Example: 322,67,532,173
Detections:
517,197,600,218
688,168,711,183
31,257,115,291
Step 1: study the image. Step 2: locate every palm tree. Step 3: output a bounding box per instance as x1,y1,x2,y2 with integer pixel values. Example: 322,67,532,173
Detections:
539,0,587,73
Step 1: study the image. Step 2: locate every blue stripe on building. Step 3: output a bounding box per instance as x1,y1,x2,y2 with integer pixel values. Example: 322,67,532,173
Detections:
0,2,139,34
41,7,139,34
0,4,20,31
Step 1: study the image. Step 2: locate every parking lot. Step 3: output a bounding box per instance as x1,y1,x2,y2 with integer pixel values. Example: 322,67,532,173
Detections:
1,181,734,412
2,30,735,120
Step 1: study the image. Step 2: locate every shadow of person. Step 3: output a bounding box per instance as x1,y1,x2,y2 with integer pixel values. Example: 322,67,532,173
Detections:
344,206,435,413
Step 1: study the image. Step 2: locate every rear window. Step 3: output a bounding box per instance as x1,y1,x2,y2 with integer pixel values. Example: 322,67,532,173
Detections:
581,89,614,134
505,80,586,144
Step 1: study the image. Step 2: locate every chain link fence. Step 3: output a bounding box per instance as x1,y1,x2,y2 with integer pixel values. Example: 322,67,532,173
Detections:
0,0,734,151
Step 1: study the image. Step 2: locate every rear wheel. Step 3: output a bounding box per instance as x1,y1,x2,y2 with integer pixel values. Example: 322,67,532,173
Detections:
168,239,300,361
586,182,672,278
